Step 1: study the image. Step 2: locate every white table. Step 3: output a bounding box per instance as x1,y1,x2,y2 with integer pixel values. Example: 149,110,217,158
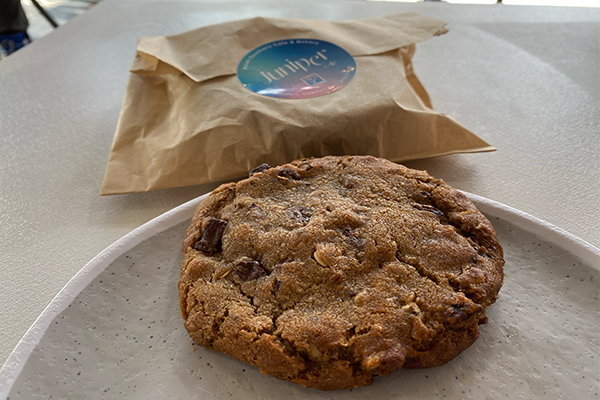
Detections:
1,0,598,369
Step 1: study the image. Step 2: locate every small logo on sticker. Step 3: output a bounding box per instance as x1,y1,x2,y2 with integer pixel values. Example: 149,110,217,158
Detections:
301,73,325,86
237,39,356,99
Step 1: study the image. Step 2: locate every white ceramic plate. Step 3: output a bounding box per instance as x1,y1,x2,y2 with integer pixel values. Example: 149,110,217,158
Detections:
1,193,598,399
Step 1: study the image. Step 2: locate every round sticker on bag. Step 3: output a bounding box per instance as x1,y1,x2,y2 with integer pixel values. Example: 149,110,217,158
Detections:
237,39,357,99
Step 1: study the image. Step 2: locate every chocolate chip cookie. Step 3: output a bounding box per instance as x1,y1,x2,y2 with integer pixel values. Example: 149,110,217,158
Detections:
179,156,504,390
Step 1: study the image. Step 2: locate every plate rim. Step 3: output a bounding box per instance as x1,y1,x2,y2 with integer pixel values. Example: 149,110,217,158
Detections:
0,192,208,398
1,191,598,397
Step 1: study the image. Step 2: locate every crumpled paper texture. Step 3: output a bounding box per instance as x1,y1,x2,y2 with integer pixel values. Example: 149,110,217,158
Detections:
101,13,494,195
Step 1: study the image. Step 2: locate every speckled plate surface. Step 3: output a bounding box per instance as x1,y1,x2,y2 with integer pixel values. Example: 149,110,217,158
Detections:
1,193,598,400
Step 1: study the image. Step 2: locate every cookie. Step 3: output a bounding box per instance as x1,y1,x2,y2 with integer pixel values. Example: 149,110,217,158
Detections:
179,156,504,391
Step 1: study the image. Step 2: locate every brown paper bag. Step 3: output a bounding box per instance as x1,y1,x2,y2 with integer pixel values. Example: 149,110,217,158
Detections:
101,13,494,195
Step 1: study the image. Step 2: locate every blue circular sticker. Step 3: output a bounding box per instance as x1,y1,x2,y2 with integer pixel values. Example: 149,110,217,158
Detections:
237,39,357,99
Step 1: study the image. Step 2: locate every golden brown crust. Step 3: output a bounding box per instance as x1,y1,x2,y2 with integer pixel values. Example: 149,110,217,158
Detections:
179,156,504,390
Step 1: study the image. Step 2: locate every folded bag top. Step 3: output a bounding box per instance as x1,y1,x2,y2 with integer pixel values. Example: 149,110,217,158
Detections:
130,14,448,82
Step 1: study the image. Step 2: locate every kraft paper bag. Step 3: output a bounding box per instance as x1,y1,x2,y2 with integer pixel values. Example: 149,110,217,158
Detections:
101,13,494,195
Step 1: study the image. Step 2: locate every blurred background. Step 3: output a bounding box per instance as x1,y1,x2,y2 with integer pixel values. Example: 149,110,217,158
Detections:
0,0,101,58
0,0,598,59
19,0,101,40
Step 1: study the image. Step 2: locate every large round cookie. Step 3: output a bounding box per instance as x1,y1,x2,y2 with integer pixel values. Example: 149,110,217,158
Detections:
179,156,504,391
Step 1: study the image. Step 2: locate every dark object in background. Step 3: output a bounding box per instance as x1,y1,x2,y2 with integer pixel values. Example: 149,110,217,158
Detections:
0,0,30,55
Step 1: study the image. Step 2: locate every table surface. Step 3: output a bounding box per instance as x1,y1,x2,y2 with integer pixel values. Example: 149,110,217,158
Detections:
0,0,598,370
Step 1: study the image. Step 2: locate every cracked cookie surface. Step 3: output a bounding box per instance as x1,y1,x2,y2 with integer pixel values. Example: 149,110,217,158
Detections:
179,155,504,391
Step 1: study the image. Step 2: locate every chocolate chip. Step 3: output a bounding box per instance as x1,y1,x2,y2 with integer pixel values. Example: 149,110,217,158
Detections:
273,279,282,294
422,205,444,216
342,228,362,247
194,218,228,254
275,257,293,266
278,168,301,180
234,260,267,281
249,163,271,176
414,204,444,217
446,306,469,323
286,207,310,224
446,304,482,324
